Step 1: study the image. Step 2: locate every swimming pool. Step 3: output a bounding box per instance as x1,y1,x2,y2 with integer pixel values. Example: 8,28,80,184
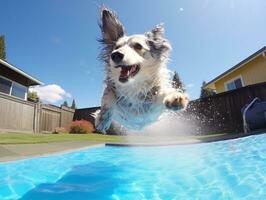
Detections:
0,134,265,200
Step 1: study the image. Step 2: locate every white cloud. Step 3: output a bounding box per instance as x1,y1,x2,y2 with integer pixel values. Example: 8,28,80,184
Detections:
179,7,184,12
30,84,71,104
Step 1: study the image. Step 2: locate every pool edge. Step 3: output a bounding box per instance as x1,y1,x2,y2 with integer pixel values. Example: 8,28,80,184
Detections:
106,131,266,147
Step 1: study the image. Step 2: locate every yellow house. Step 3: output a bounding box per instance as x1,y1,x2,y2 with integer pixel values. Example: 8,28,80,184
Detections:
204,46,266,93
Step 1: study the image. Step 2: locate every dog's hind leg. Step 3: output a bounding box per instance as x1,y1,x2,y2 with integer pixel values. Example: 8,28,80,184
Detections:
95,87,116,134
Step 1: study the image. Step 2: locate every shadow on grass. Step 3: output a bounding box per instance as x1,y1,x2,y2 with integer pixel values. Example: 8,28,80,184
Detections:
19,161,125,200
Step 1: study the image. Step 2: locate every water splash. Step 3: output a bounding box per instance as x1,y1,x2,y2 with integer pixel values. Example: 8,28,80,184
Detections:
121,110,204,144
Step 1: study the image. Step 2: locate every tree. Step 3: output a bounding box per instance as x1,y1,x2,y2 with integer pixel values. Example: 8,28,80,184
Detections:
172,71,185,92
27,91,40,103
200,81,216,98
0,35,6,60
62,101,68,107
71,99,76,109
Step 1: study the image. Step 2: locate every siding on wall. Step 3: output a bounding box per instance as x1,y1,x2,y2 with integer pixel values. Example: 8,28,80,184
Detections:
215,55,266,93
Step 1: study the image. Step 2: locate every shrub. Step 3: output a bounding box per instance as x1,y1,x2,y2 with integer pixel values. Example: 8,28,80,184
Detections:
27,91,40,103
69,120,95,134
53,127,68,134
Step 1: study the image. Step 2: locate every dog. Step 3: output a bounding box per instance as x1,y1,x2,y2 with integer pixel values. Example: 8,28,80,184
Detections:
95,7,189,134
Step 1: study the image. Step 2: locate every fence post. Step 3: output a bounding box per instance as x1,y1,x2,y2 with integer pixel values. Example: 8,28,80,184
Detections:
60,106,63,128
33,103,40,134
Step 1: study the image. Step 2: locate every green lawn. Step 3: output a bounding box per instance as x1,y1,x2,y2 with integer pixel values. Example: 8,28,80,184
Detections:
0,132,228,145
0,133,125,144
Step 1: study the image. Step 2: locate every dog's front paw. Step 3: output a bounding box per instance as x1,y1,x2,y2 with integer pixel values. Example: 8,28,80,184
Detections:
163,92,189,110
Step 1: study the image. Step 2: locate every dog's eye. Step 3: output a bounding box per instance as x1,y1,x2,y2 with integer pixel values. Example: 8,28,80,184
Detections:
114,45,121,50
133,43,143,51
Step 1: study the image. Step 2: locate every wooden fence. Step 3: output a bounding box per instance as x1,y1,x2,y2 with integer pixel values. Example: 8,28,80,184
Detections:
0,93,37,133
40,105,75,133
0,93,75,133
185,81,266,134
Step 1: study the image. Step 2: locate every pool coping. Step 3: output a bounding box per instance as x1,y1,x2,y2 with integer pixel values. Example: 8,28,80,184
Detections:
0,142,105,163
105,131,266,147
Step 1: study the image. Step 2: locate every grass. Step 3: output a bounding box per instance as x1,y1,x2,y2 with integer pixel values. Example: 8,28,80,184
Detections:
0,132,229,145
0,133,126,144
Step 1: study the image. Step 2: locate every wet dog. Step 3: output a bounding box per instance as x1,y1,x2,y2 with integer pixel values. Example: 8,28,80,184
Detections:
95,8,188,133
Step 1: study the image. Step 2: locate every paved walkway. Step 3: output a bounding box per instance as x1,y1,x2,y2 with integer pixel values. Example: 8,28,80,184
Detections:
0,141,104,162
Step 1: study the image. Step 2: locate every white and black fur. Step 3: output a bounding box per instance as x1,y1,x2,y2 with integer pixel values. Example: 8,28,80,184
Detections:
95,8,189,133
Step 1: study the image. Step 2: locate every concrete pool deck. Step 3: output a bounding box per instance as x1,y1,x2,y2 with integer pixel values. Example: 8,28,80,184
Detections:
0,131,265,162
0,141,104,162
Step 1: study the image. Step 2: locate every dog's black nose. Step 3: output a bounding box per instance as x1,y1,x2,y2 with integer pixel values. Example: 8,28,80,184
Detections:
111,52,124,63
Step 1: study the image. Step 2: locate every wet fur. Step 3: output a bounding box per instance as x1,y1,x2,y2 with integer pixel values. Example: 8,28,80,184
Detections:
95,8,188,133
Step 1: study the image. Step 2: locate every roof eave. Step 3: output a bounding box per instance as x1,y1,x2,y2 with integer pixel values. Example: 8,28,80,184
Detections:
0,59,43,86
204,46,266,89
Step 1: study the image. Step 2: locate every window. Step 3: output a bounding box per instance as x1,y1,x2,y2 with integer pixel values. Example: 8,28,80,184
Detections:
0,76,12,94
227,82,235,91
225,77,243,91
0,76,27,100
11,82,27,99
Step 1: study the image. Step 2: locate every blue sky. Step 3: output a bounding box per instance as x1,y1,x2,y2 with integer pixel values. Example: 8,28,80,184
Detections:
1,0,265,108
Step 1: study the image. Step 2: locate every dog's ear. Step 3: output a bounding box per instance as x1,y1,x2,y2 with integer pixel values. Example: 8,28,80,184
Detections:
100,8,125,44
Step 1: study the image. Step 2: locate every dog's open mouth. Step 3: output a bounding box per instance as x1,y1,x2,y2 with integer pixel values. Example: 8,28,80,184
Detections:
118,64,140,83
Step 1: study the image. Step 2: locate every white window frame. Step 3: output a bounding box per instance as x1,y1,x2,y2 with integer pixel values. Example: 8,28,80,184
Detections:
224,75,245,91
0,75,12,95
0,75,28,100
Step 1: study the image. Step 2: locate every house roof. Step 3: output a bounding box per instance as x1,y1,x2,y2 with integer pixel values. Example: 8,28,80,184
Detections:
204,46,266,88
0,59,43,86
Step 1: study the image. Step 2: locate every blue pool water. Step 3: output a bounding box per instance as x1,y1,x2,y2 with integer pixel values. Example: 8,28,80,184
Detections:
0,134,266,200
